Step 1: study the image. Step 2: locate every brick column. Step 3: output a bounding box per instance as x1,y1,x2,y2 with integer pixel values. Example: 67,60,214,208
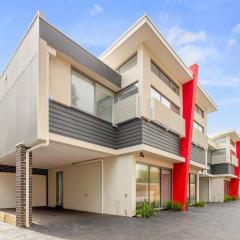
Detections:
16,144,32,228
172,64,198,210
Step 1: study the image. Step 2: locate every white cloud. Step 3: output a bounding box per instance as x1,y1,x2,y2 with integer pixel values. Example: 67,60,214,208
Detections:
227,38,236,48
165,26,217,65
166,26,207,46
233,23,240,34
90,4,103,16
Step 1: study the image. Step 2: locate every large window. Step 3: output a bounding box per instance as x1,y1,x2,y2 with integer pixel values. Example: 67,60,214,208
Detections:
117,82,138,102
71,70,114,122
187,174,197,204
116,54,137,74
151,87,180,115
151,60,179,95
195,104,204,118
136,163,172,208
193,121,204,133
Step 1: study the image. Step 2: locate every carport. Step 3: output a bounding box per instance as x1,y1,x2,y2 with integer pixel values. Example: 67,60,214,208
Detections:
0,139,113,227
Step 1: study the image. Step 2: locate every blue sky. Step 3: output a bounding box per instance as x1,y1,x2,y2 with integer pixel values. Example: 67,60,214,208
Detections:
1,0,240,134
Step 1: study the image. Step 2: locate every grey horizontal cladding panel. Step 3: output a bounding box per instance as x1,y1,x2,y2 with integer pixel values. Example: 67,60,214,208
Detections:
191,144,205,165
142,121,181,156
49,101,116,148
211,163,236,175
49,101,181,154
115,119,142,149
39,18,121,88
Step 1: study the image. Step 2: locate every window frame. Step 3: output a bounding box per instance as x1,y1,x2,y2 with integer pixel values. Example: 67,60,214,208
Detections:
151,86,180,115
116,53,137,74
151,60,180,95
193,120,204,134
71,68,114,123
136,162,172,208
195,104,204,118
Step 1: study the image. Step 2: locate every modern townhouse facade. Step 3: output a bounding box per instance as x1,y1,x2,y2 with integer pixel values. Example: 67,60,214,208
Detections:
199,130,240,202
0,12,217,228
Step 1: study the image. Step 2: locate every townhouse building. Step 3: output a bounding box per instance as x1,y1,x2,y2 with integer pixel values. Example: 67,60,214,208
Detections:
199,130,240,202
0,12,217,228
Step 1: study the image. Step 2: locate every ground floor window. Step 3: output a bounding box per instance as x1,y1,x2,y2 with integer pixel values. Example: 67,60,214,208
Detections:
136,163,172,207
187,174,197,204
224,181,230,196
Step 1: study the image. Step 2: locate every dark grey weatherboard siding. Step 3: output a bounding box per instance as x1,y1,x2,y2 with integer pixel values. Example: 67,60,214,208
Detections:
142,121,180,155
49,101,116,148
211,163,236,175
191,144,205,165
39,18,121,88
49,101,180,155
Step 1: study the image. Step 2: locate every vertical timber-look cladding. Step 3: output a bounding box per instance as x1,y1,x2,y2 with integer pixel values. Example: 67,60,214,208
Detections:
173,64,198,210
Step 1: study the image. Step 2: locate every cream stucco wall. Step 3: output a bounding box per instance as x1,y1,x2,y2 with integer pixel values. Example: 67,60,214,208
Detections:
199,178,209,202
209,177,225,202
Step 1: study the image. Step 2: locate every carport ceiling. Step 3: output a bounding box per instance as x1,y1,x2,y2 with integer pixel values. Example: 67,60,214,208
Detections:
0,141,111,169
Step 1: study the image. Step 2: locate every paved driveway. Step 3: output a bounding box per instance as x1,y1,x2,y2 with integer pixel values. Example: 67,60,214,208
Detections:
1,202,240,240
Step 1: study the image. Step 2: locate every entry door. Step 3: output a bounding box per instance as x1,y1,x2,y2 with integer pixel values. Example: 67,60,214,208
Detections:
56,172,63,207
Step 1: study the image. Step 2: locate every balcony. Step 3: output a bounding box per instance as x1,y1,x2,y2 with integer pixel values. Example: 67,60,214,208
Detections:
112,94,139,126
149,98,185,137
231,155,238,167
211,163,236,176
192,128,208,150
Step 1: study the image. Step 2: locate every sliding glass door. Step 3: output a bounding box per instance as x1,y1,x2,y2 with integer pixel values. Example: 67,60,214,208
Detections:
136,163,172,207
149,166,160,207
161,169,172,207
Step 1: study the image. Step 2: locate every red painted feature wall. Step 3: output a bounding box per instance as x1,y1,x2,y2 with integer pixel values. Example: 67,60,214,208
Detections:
230,141,240,198
172,64,198,210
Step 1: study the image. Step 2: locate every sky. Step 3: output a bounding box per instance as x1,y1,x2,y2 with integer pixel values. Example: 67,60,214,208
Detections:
0,0,240,134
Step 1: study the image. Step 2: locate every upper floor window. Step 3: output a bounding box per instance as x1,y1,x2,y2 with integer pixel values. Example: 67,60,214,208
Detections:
195,104,204,118
214,137,226,144
193,121,204,133
151,87,180,115
230,139,236,147
71,69,114,122
151,60,179,95
116,53,137,74
117,82,138,102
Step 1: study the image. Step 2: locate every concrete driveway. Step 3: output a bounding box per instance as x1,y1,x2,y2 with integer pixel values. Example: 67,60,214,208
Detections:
1,202,240,240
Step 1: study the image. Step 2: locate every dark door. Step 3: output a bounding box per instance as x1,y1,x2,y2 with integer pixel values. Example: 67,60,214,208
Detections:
56,171,63,207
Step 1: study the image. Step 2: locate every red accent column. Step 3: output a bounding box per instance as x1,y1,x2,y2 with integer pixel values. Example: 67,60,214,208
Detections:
172,64,198,210
230,141,240,198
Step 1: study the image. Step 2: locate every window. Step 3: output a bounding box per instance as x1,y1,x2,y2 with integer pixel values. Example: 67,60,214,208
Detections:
71,70,95,114
161,169,171,207
187,174,196,204
71,70,114,122
151,60,179,95
117,82,138,102
149,166,160,207
95,84,114,122
136,163,172,208
136,164,149,206
214,137,226,144
195,104,204,118
151,87,180,115
116,54,137,74
224,181,230,196
193,121,204,133
230,139,236,147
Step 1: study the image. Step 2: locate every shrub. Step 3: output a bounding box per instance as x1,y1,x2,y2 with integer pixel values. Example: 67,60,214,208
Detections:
164,201,183,211
193,202,206,207
135,200,157,218
224,195,238,202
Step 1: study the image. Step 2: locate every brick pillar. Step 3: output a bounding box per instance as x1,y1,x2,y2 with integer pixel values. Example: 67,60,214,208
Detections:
16,144,32,228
